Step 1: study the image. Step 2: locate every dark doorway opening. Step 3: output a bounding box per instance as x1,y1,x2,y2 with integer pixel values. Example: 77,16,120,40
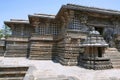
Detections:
98,47,102,57
95,27,104,35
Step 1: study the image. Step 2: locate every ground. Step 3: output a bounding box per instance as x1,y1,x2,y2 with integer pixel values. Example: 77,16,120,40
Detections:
0,57,120,80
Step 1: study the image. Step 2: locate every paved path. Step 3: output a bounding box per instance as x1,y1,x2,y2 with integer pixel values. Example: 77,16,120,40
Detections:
0,57,120,80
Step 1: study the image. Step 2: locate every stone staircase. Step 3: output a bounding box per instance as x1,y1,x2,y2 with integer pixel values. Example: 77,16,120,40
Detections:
105,48,120,68
0,66,29,80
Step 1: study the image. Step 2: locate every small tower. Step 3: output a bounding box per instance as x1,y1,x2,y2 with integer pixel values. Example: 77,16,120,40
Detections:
79,27,112,70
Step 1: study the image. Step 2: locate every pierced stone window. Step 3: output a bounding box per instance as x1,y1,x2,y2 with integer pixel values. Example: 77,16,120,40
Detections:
37,23,59,35
13,25,21,36
38,24,45,35
50,23,59,35
68,15,83,30
24,26,32,37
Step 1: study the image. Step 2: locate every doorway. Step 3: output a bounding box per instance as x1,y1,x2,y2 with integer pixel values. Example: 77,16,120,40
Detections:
95,27,104,35
98,47,102,57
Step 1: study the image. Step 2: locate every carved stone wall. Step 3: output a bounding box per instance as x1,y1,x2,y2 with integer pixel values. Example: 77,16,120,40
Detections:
88,17,112,26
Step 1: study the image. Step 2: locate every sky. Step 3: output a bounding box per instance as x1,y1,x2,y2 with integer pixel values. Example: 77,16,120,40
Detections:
0,0,120,29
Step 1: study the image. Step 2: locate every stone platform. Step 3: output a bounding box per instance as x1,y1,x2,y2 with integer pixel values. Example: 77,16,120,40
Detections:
0,57,120,80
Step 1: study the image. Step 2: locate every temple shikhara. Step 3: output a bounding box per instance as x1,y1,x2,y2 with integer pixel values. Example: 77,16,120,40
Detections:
2,4,120,70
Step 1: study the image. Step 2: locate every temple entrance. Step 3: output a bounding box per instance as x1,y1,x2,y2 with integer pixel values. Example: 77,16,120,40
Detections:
95,27,104,35
98,47,102,57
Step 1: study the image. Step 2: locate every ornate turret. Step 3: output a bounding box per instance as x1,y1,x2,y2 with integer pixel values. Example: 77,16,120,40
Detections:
79,27,112,70
82,27,108,47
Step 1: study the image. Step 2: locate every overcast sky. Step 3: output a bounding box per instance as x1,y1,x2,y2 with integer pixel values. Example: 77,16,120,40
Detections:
0,0,120,28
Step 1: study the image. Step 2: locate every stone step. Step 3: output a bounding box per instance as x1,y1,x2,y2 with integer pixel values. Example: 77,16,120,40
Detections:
0,72,26,77
106,48,118,51
0,67,28,72
105,50,119,52
105,55,120,57
0,77,23,80
105,54,120,56
106,57,120,59
105,53,120,55
111,60,120,63
5,52,27,54
5,55,27,57
105,48,120,69
5,53,27,55
29,57,52,59
5,51,28,52
112,63,120,65
30,52,50,54
105,52,120,54
0,66,28,80
30,55,52,57
113,65,120,68
111,59,120,61
105,56,120,58
0,71,26,75
104,54,120,56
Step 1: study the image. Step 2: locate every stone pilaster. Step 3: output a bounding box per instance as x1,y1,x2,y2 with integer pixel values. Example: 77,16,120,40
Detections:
33,22,40,34
21,25,24,36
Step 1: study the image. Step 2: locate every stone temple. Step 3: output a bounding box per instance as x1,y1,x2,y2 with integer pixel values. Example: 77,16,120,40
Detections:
1,4,120,79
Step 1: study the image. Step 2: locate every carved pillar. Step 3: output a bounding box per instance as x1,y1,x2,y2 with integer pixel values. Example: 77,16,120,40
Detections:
64,11,70,26
45,22,50,34
67,10,74,29
10,24,15,36
35,26,39,34
77,39,81,44
33,22,40,34
61,16,66,36
21,24,24,36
